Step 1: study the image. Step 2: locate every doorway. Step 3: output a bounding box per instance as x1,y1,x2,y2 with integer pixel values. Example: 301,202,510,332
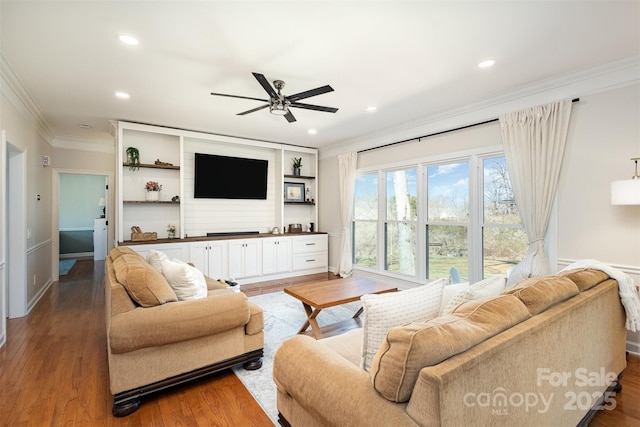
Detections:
53,170,110,280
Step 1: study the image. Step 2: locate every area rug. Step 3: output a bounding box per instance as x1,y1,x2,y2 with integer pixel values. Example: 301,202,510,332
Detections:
59,259,77,275
233,291,361,425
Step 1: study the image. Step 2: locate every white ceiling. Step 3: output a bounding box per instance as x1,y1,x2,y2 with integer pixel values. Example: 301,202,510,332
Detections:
1,1,639,152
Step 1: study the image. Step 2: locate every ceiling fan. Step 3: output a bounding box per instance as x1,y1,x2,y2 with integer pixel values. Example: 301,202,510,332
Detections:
211,72,338,123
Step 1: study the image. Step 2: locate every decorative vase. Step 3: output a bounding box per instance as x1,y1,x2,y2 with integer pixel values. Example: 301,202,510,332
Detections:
146,191,159,201
293,167,301,176
168,231,175,239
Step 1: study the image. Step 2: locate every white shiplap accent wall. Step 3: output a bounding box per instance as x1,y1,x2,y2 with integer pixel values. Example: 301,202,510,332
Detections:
183,138,276,237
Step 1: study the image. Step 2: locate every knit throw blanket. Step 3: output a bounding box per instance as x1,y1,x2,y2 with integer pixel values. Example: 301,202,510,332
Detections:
560,259,640,332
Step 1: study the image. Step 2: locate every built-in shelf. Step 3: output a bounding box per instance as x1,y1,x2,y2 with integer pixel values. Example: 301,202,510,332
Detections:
124,200,180,204
284,174,315,180
284,201,316,205
123,162,180,170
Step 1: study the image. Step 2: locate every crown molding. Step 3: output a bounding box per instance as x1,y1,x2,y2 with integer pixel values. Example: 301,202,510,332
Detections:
320,55,640,159
0,50,56,145
52,135,115,154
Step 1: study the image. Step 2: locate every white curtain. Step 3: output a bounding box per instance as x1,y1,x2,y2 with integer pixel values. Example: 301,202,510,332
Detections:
500,100,573,286
337,151,358,277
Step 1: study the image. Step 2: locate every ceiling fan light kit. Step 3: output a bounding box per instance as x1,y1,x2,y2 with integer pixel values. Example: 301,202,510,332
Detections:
211,72,337,123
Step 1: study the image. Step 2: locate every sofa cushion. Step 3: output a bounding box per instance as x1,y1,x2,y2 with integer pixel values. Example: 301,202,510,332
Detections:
441,275,506,314
370,294,530,403
360,279,445,372
161,258,208,301
113,253,177,307
556,268,610,292
502,275,579,315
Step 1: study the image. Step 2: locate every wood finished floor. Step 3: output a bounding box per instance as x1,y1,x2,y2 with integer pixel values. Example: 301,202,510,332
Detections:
0,259,638,426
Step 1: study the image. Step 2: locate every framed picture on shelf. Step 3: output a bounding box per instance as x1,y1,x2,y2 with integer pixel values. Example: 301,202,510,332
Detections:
284,182,305,202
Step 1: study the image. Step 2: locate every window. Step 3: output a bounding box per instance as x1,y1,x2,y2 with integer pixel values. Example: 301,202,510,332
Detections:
353,151,525,284
426,162,469,282
481,156,527,277
353,172,378,267
385,168,417,276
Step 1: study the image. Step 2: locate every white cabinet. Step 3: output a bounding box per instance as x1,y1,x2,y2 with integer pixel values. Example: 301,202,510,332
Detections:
189,241,227,279
228,239,262,279
262,236,291,275
291,234,328,271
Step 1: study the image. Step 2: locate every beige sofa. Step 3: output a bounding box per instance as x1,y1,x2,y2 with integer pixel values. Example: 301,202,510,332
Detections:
273,269,628,426
104,246,264,416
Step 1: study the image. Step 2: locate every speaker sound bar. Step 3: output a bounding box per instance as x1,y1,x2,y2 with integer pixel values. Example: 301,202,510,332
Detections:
207,231,259,237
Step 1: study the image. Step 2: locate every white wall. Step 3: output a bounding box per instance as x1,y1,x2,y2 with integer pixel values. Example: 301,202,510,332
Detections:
1,58,55,326
319,82,640,350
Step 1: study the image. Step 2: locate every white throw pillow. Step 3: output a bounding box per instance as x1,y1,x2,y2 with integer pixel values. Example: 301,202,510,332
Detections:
439,282,470,315
442,275,507,314
360,278,445,372
160,258,208,301
147,249,169,272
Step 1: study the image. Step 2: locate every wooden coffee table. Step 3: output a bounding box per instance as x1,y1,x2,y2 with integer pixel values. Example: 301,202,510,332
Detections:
284,276,397,339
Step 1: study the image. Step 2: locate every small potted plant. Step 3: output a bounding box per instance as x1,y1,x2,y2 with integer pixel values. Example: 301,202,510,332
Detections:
167,224,176,239
126,147,140,170
292,157,302,176
144,181,162,201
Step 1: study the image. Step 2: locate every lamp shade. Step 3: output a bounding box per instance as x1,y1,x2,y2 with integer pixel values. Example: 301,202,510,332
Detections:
98,197,106,207
611,179,640,205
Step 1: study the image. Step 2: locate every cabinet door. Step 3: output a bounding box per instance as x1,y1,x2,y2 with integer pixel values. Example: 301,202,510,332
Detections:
275,238,291,273
262,239,278,275
207,241,226,279
189,242,210,275
228,240,245,279
243,239,261,277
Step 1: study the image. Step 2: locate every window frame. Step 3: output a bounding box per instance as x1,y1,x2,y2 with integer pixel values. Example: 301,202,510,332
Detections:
351,145,555,285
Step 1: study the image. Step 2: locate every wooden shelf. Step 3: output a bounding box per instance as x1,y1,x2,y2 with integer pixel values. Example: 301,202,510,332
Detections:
123,162,180,170
284,174,315,180
124,200,180,204
284,201,316,205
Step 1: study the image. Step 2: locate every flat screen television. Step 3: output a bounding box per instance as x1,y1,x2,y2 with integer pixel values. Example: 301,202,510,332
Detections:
194,153,268,199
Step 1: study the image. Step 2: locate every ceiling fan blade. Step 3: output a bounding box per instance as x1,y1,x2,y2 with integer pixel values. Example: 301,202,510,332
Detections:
284,111,296,123
237,104,270,115
290,102,338,113
286,85,334,102
252,72,278,99
211,92,268,102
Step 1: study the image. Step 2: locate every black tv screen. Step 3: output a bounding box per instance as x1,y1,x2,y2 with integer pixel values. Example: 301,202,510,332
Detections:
194,153,268,199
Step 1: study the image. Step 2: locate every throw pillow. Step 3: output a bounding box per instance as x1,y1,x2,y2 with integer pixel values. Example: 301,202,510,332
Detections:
112,253,177,307
441,275,506,314
360,278,445,372
161,258,208,301
147,249,169,272
439,282,470,315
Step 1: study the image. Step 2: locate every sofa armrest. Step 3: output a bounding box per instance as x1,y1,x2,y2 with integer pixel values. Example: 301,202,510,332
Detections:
109,292,250,354
245,301,263,335
273,335,418,426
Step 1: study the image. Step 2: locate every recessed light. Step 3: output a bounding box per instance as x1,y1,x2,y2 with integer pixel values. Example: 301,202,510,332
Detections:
79,124,92,129
115,91,130,99
118,34,139,46
307,129,317,135
478,59,495,68
366,106,377,112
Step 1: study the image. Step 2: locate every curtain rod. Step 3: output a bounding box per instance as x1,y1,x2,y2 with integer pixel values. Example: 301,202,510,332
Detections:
358,98,580,154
